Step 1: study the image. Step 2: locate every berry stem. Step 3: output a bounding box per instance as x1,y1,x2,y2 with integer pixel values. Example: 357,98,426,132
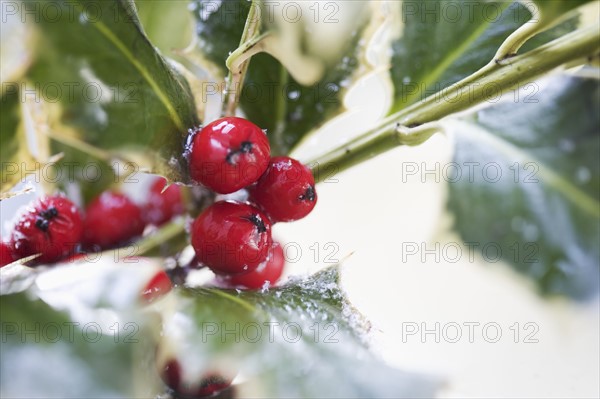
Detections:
136,218,188,257
306,24,600,183
221,0,262,117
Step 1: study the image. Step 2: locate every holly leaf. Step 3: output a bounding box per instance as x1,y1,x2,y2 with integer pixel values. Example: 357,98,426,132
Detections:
0,292,136,398
0,293,159,398
191,0,370,155
160,266,439,397
1,84,61,198
0,257,171,397
1,8,35,196
18,0,199,200
446,75,600,299
389,0,582,114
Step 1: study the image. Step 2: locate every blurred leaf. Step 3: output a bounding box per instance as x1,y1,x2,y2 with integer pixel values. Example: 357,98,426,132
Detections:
0,3,35,84
134,0,194,59
21,0,199,199
0,262,38,295
447,75,600,299
530,0,593,21
0,291,160,398
390,0,581,114
161,266,439,397
191,0,368,154
0,88,23,194
0,84,56,196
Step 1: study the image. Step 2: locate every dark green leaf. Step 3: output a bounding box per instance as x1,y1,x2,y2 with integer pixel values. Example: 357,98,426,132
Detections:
448,75,600,299
389,1,580,114
192,0,365,154
243,52,360,155
21,0,199,199
161,266,439,397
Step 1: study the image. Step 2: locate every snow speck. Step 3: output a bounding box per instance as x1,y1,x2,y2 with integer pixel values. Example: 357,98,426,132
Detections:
558,139,575,153
288,90,300,100
522,223,539,242
576,167,591,184
260,280,271,293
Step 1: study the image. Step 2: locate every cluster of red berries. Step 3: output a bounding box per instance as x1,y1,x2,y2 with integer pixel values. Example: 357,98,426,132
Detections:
1,117,316,291
186,117,317,289
0,178,184,268
1,117,316,397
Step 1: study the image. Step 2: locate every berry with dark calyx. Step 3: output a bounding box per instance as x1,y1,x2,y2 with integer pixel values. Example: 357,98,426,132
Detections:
250,156,317,223
222,241,285,289
140,270,172,304
188,117,271,194
144,177,185,226
191,201,272,275
1,240,16,267
10,195,83,264
161,359,233,398
82,191,145,250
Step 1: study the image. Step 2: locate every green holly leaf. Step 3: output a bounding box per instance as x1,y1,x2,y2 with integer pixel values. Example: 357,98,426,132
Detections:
0,292,135,397
0,257,172,397
191,0,369,155
0,293,158,397
390,0,581,114
447,75,600,299
160,266,440,397
14,0,199,200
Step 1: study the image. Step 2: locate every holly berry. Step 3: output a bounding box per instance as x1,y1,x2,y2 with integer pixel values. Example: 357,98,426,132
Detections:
144,177,185,226
250,156,317,222
82,191,145,250
191,201,272,275
140,270,172,304
223,241,285,289
161,359,232,397
188,117,271,194
10,195,83,264
1,240,16,267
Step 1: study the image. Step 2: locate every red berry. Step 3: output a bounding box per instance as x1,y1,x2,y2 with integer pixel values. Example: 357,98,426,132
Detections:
64,253,86,263
250,156,317,222
10,195,83,264
1,240,16,267
82,191,145,250
223,242,285,289
191,201,272,275
140,270,172,304
144,177,185,226
188,117,271,194
161,359,232,397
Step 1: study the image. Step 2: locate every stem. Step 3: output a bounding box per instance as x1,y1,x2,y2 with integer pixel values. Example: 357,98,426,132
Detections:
136,218,188,257
308,25,600,183
221,0,262,117
272,65,289,156
493,1,543,61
